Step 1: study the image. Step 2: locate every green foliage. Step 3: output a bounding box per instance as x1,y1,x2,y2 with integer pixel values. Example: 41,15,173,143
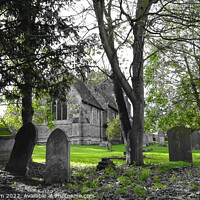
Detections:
144,2,200,133
153,175,161,182
133,185,147,197
106,115,121,142
124,169,138,176
115,187,128,195
0,0,80,101
3,96,55,132
152,182,168,189
77,171,87,180
139,169,151,181
158,161,190,173
3,104,22,133
0,119,7,128
190,183,199,191
104,166,117,177
117,176,132,186
0,0,95,126
169,174,179,182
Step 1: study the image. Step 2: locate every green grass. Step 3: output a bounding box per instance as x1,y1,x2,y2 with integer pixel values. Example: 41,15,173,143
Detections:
32,144,126,167
32,144,200,168
143,145,169,164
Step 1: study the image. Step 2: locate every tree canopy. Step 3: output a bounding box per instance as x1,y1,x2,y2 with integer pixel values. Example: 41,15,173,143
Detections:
144,0,200,132
0,0,90,124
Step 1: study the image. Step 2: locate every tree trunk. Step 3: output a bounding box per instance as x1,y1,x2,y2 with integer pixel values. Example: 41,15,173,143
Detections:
92,0,153,165
21,73,34,125
126,0,154,165
112,74,132,163
130,99,144,165
20,1,34,126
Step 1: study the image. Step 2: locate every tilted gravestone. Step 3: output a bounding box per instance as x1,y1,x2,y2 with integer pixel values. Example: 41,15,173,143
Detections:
5,122,38,175
167,126,192,163
43,128,70,185
191,131,200,150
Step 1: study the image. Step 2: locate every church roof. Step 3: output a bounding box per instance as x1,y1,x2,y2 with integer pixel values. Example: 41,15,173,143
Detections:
75,79,104,110
95,87,118,111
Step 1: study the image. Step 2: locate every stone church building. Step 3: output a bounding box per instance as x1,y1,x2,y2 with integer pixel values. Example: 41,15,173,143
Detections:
37,78,125,145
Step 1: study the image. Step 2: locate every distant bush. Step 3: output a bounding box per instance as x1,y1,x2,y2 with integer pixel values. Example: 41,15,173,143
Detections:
106,115,121,148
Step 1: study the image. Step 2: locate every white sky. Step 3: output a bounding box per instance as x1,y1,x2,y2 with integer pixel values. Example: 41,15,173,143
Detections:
0,105,6,117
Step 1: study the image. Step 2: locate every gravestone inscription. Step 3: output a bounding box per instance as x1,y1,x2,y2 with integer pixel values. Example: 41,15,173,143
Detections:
5,122,37,175
43,128,70,185
167,126,192,163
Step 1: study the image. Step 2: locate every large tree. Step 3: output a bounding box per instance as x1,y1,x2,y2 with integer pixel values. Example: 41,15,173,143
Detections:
92,0,200,165
92,0,156,165
145,42,200,132
0,0,87,125
144,1,200,132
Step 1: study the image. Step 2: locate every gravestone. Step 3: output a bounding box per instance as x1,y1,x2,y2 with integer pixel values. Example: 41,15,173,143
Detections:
43,128,70,185
147,133,154,145
191,131,200,150
5,122,37,175
0,134,15,161
99,140,109,147
143,132,154,147
167,126,192,163
157,130,166,146
143,132,149,147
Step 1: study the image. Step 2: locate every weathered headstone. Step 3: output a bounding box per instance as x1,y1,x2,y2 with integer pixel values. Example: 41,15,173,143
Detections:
147,133,154,145
167,126,192,163
0,134,15,161
143,132,149,147
5,122,37,175
99,140,109,147
157,130,166,146
191,131,200,150
143,132,154,147
43,128,70,185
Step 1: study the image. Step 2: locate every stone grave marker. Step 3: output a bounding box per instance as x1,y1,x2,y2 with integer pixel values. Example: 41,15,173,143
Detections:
143,132,149,147
147,133,154,145
157,130,166,146
167,126,192,163
43,128,70,185
0,134,15,161
5,122,37,175
191,131,200,150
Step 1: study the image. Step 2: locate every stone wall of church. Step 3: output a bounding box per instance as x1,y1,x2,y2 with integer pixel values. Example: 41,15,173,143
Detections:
36,121,102,145
36,103,102,145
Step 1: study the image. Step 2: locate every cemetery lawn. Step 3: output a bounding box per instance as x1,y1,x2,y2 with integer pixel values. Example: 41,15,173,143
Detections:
1,144,200,199
32,144,200,167
32,144,126,167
